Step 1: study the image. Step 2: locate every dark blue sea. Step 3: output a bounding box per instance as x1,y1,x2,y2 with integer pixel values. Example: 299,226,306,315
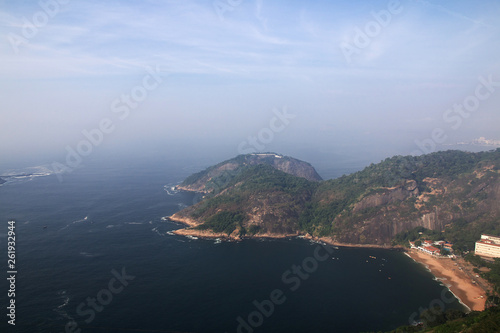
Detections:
0,155,466,333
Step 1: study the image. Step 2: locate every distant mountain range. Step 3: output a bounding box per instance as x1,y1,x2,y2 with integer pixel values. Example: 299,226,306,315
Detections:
170,149,500,248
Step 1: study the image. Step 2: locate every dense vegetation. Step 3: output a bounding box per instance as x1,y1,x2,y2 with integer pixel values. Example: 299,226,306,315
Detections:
294,149,500,239
194,211,245,235
444,219,500,254
177,149,500,244
393,226,443,246
177,149,500,331
183,164,316,235
180,153,322,194
387,306,500,332
463,254,500,296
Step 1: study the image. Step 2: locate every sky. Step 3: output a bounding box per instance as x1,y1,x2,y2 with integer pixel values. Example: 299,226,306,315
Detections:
1,0,500,172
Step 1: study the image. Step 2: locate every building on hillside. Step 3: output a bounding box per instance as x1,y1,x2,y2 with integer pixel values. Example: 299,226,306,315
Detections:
480,234,500,243
475,234,500,258
251,153,283,158
429,246,441,255
418,245,441,256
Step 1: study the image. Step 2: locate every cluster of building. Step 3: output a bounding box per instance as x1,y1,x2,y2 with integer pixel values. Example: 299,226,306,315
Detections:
457,137,500,146
251,153,283,159
409,240,454,257
475,234,500,258
408,234,500,259
472,137,500,146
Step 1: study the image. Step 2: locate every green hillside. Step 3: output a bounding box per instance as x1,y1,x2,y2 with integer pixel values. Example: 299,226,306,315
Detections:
172,149,500,245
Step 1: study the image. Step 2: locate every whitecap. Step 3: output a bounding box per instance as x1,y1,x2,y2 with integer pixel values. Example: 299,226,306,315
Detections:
151,227,164,236
59,216,90,231
163,184,180,196
53,290,72,320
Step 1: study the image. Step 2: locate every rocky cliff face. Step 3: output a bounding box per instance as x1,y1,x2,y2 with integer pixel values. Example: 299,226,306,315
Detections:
264,157,322,183
353,180,419,213
179,153,322,193
330,165,500,245
172,164,315,238
171,149,500,246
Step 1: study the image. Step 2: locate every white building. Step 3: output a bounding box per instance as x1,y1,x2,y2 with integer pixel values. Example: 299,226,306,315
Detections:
475,234,500,258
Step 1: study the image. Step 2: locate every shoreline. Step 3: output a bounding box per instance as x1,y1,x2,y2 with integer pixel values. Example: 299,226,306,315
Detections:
167,214,488,312
168,214,304,240
406,250,487,312
167,188,401,250
166,214,402,249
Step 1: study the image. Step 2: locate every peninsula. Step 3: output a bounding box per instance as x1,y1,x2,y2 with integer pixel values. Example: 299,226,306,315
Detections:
167,149,500,316
169,149,500,248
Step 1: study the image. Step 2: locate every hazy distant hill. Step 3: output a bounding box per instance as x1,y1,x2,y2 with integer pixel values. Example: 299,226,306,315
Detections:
178,153,322,193
172,149,500,246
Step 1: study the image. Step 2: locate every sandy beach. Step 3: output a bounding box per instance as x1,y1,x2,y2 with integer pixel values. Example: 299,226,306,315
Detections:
407,250,487,312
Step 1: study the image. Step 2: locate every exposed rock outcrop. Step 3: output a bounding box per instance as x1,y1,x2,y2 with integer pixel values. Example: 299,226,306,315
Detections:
169,149,500,246
353,180,419,213
179,153,322,193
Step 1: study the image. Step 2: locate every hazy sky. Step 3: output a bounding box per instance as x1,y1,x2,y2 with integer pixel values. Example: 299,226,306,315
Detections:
1,0,500,168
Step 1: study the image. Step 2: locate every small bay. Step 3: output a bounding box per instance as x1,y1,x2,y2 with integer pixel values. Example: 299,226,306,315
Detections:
0,156,465,333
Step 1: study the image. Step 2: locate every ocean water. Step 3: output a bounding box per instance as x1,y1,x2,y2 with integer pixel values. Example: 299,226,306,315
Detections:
0,155,466,333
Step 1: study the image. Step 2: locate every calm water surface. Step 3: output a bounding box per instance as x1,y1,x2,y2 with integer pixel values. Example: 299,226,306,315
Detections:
0,156,465,333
